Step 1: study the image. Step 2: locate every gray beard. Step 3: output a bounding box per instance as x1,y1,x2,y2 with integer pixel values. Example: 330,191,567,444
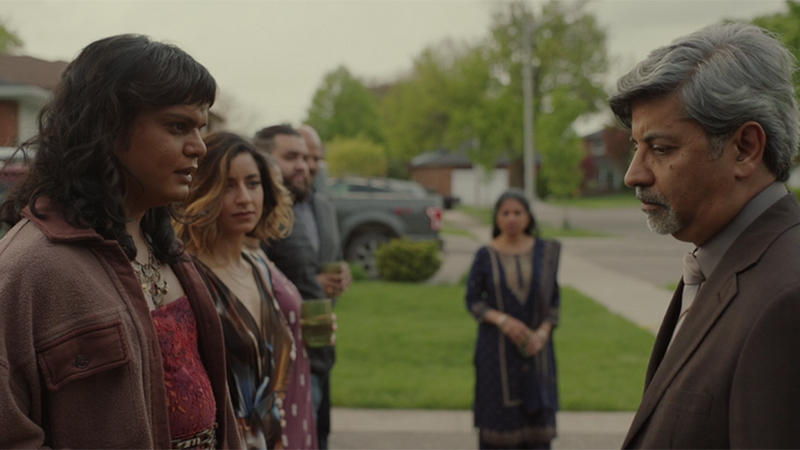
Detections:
645,212,682,235
636,187,682,235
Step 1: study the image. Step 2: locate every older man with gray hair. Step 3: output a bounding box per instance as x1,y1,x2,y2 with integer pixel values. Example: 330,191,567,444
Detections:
610,22,800,448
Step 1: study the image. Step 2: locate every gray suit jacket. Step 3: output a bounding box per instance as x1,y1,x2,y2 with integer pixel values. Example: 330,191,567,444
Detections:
624,193,800,448
312,193,343,266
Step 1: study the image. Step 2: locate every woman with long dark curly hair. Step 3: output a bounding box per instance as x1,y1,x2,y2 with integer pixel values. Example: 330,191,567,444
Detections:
0,34,241,449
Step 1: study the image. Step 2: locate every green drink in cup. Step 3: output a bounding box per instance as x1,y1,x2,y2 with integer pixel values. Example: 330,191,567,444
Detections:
301,299,334,347
322,261,343,274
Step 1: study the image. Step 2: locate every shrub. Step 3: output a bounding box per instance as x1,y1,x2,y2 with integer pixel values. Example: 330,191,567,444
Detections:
349,263,368,282
327,136,388,177
375,238,442,282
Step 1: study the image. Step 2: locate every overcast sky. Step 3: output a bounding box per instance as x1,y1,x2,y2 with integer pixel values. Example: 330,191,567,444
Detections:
0,0,788,135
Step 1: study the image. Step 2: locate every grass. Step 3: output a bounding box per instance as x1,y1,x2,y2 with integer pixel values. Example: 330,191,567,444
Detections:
456,204,494,226
440,223,478,239
331,281,654,411
540,224,607,238
546,192,640,209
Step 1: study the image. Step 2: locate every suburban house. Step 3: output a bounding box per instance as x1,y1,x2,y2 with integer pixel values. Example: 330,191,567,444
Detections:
408,148,511,207
0,54,68,159
580,126,632,194
0,53,226,162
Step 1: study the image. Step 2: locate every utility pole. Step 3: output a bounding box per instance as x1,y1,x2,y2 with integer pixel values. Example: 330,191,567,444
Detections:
522,15,536,202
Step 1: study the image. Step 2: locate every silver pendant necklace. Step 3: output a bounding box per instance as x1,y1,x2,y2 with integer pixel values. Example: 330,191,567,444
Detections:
131,249,169,308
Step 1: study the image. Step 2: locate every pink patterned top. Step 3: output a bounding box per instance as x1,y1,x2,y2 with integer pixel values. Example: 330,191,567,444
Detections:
151,295,217,440
269,261,319,449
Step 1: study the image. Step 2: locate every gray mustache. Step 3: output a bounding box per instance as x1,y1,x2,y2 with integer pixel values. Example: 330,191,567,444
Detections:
635,187,669,207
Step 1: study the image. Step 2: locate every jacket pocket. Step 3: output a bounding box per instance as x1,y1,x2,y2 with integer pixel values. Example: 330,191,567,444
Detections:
663,387,713,416
36,320,130,391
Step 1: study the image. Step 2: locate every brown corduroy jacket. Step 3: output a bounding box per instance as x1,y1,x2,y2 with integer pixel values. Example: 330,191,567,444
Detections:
0,199,242,449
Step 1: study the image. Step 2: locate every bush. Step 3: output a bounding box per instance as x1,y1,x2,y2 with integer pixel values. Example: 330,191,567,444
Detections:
327,136,388,177
349,263,369,282
375,238,442,282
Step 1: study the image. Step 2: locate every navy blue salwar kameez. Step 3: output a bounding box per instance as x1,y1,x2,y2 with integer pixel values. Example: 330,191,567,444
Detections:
466,240,561,449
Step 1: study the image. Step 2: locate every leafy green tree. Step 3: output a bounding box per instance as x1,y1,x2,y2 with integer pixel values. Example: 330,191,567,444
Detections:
0,18,22,54
753,1,800,102
327,135,388,177
538,86,586,200
305,65,383,144
461,0,608,189
380,40,484,163
377,0,608,196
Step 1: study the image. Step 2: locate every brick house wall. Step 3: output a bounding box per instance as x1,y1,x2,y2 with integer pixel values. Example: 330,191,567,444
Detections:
0,100,18,147
411,167,454,196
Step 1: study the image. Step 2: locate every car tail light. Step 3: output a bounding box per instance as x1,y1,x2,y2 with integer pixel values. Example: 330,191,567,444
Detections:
426,206,443,231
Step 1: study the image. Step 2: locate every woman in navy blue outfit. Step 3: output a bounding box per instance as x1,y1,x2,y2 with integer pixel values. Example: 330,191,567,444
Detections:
466,190,561,449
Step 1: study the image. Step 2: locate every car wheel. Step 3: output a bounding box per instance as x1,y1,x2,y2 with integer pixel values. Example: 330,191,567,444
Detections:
345,231,392,279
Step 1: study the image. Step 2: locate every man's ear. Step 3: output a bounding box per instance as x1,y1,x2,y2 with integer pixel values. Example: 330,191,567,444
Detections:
732,121,767,179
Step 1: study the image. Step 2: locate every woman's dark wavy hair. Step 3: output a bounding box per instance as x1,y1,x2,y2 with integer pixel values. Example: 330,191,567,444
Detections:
0,34,217,263
491,189,538,238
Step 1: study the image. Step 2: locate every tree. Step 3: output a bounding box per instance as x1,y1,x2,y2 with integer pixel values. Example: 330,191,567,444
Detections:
326,135,388,177
380,39,484,163
753,1,800,103
457,0,609,190
305,65,383,144
537,86,586,200
0,18,22,54
377,0,608,196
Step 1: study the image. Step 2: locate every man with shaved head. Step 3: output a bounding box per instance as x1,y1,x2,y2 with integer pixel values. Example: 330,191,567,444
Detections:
296,124,350,450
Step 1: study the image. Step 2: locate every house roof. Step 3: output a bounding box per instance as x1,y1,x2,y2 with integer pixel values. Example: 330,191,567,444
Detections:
410,149,473,168
0,54,68,90
410,148,512,169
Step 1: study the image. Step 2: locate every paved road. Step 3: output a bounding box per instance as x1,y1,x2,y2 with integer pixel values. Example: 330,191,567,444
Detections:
531,201,693,287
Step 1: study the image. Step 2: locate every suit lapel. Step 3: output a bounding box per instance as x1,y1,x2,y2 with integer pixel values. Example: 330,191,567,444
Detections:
624,274,740,446
622,283,683,447
623,193,800,447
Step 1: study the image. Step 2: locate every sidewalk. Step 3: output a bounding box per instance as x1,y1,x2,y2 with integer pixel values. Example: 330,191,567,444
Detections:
329,205,677,449
330,408,634,449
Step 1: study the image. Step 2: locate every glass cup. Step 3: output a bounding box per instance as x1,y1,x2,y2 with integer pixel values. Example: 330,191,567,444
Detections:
301,298,334,347
322,261,344,274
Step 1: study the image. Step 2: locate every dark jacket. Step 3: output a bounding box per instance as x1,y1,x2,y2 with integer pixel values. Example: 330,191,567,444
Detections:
624,193,800,448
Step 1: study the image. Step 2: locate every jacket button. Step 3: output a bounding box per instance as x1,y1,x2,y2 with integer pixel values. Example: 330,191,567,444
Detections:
75,354,90,369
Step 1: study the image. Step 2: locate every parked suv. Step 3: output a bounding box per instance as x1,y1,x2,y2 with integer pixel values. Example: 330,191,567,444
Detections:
327,176,443,277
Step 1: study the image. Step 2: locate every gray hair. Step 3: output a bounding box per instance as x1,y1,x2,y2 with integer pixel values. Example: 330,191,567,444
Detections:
609,22,799,181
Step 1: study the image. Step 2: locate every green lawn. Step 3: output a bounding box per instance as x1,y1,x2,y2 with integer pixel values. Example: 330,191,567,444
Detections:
331,281,654,411
546,192,640,209
440,223,478,239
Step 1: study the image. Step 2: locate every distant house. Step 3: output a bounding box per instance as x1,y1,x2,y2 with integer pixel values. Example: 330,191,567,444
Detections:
0,54,68,159
408,149,511,207
580,126,632,194
0,54,225,162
